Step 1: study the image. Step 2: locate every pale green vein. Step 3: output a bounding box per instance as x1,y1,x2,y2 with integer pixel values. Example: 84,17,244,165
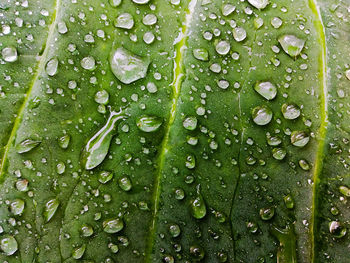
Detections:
308,0,329,262
145,0,197,261
0,0,61,179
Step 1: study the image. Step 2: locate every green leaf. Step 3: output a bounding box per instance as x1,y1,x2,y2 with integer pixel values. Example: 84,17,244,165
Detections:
0,0,349,262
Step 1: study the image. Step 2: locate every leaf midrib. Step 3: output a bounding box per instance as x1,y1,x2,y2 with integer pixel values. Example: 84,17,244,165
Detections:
145,0,197,261
0,0,61,179
308,0,329,262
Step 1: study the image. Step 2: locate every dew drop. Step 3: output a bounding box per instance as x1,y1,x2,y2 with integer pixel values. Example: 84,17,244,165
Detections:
0,236,18,255
281,103,300,120
248,0,269,9
252,105,273,125
136,115,163,132
16,138,41,154
114,13,134,29
215,40,230,55
190,195,206,219
44,198,59,222
290,131,309,147
2,46,18,62
233,27,247,42
278,35,305,58
10,199,25,215
103,218,124,233
254,81,277,100
259,207,274,220
81,56,96,70
45,58,59,76
193,48,209,61
118,175,132,191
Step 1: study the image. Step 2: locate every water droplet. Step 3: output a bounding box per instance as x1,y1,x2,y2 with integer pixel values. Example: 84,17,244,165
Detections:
103,218,124,233
345,69,350,81
16,179,29,192
248,0,269,9
56,161,65,174
45,58,59,76
185,154,196,169
246,221,258,233
190,195,206,219
222,4,235,16
193,48,209,61
99,171,114,184
271,17,283,28
10,199,25,215
290,131,309,147
284,194,294,209
143,14,157,25
0,236,18,255
267,135,282,146
109,0,122,7
2,46,18,62
136,115,163,132
72,244,86,259
44,198,59,222
143,31,155,44
252,105,273,125
175,188,185,200
114,13,134,29
169,224,181,237
110,47,150,84
339,185,350,197
58,134,70,149
163,255,174,263
278,35,305,58
95,90,109,105
16,138,41,154
109,243,119,253
233,27,246,42
118,175,132,191
217,251,228,262
57,21,68,34
271,225,297,263
81,224,94,237
272,148,286,160
81,110,126,170
183,116,197,131
282,103,300,120
254,17,264,29
254,81,277,100
189,245,205,261
81,56,96,70
329,221,347,238
132,0,150,4
215,40,230,55
146,82,158,93
259,207,274,220
299,159,310,170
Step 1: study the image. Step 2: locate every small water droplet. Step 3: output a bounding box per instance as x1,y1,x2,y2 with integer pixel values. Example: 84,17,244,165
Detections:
246,221,258,233
259,207,274,220
284,194,294,209
222,4,235,16
143,14,157,25
95,90,109,105
57,21,68,34
58,134,70,149
189,245,205,261
169,224,181,237
183,116,197,130
339,185,350,197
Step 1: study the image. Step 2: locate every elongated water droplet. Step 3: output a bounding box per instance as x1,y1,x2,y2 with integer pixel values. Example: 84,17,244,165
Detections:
16,138,41,154
339,185,350,197
284,194,294,209
110,47,150,84
278,35,305,58
45,58,59,76
44,198,59,222
282,103,300,120
190,195,206,219
103,218,124,233
72,244,86,259
185,154,196,169
290,131,309,147
136,115,162,132
0,235,18,255
81,110,126,170
254,81,277,100
248,0,269,9
114,13,134,29
299,159,310,170
2,46,18,62
252,106,273,125
10,199,25,215
193,48,209,61
271,225,297,263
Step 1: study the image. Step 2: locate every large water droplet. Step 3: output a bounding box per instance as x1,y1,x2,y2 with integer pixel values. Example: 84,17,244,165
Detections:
183,116,197,130
254,81,277,100
45,58,59,76
282,103,300,120
0,235,18,255
110,47,150,84
16,138,41,154
329,221,347,238
72,244,86,259
114,13,134,29
248,0,269,9
81,110,126,170
98,171,114,184
81,56,96,70
136,115,162,132
103,218,124,233
290,131,309,147
190,195,206,219
2,46,18,62
44,198,59,222
252,106,273,125
215,40,230,55
278,35,305,58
